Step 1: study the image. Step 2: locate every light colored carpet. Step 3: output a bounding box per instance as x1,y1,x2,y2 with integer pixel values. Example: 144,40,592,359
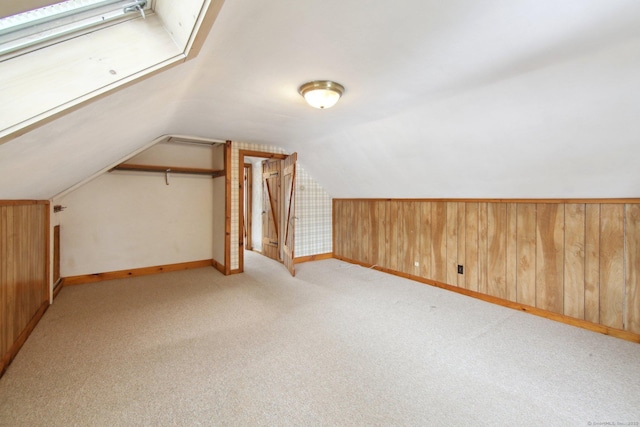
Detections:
0,251,638,426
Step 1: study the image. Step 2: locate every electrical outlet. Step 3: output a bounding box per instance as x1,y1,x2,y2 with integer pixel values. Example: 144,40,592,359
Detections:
414,261,419,267
457,265,464,274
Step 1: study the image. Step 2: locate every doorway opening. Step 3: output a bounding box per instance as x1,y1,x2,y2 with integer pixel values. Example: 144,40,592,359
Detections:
239,150,297,276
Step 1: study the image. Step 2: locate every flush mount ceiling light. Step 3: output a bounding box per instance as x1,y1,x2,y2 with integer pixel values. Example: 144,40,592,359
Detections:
298,80,345,109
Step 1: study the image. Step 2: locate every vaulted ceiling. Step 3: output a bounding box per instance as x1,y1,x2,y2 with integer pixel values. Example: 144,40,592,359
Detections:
1,0,639,199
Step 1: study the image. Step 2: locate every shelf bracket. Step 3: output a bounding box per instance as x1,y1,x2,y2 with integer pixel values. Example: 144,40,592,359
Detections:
165,169,170,185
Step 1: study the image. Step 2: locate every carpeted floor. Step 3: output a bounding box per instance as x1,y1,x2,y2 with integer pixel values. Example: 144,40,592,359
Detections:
0,251,639,426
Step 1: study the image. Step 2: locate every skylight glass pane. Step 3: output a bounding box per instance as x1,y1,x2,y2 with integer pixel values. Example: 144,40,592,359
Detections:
0,0,148,57
0,0,120,34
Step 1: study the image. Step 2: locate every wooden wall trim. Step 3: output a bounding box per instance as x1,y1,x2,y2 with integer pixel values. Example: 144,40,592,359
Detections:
0,200,49,206
62,259,215,286
334,254,640,344
294,253,333,264
52,281,63,299
333,198,640,204
0,300,49,378
211,259,225,275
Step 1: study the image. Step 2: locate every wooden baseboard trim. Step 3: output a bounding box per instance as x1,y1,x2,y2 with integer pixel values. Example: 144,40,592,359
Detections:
211,259,226,275
62,259,215,286
52,280,63,299
294,252,333,264
0,300,49,379
333,254,640,344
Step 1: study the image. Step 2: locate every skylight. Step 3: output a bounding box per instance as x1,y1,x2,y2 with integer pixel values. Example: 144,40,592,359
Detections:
0,0,149,57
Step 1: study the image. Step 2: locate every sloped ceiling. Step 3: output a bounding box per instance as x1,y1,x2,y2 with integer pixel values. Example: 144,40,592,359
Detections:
1,0,639,199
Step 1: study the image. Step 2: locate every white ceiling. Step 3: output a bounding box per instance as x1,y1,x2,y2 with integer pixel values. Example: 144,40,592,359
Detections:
1,0,640,199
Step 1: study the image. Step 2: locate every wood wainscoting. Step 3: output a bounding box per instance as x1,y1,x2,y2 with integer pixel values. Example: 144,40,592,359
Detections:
1,200,50,377
333,199,640,342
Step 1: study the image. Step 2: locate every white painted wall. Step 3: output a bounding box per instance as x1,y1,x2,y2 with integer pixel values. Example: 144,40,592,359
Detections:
54,142,224,277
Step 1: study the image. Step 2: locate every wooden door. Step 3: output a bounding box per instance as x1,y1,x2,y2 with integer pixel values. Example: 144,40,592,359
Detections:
282,153,297,276
262,158,281,261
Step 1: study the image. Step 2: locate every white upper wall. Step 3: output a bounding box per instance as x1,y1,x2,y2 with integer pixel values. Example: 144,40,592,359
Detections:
1,0,639,200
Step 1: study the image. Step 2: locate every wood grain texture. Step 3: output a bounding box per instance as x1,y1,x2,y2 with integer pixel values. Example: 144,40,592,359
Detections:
446,202,458,285
487,203,507,299
464,203,479,292
388,201,399,272
584,204,600,324
332,199,640,340
599,204,625,329
377,201,388,269
419,202,432,280
345,201,354,262
1,206,8,355
457,202,466,289
63,259,215,286
516,204,537,306
399,201,420,276
355,201,371,262
564,204,586,319
294,253,333,264
478,203,488,294
506,203,518,302
625,204,640,334
261,159,281,262
0,202,49,379
282,152,296,277
431,202,447,283
536,204,564,314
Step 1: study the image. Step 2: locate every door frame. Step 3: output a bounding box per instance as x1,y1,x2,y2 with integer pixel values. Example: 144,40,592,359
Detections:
238,150,287,273
243,163,253,251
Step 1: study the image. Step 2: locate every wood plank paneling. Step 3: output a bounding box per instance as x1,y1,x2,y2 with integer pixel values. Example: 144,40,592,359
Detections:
465,203,478,292
399,201,419,275
1,206,8,354
332,199,640,341
431,202,447,283
626,204,640,334
347,200,357,262
419,202,432,280
369,201,380,267
377,201,387,269
600,204,625,329
506,203,518,302
487,203,507,299
536,204,564,314
584,204,600,324
1,201,49,377
457,202,466,289
564,204,586,319
359,201,370,265
446,202,458,285
478,203,488,294
408,201,420,276
388,201,399,271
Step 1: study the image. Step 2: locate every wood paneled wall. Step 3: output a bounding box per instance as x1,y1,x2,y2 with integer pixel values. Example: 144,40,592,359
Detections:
1,201,49,376
333,199,640,338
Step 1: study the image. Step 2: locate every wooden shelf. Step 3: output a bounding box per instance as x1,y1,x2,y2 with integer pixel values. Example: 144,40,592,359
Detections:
112,163,225,178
